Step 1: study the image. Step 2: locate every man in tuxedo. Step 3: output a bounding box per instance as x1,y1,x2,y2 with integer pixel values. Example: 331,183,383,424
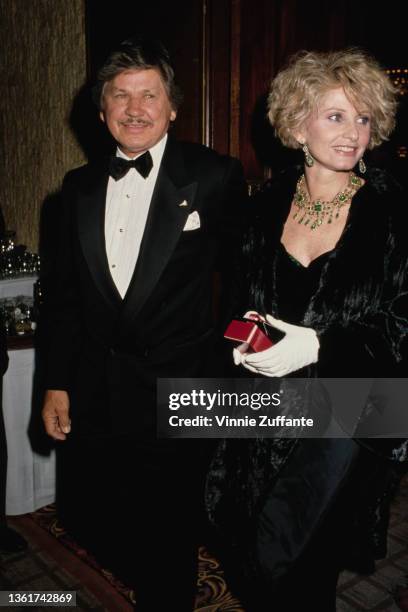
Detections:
42,38,246,610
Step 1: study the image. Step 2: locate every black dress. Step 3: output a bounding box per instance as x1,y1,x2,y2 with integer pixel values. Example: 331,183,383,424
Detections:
269,249,358,609
276,243,326,322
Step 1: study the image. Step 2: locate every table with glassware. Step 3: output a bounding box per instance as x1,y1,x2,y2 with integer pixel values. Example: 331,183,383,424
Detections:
0,276,56,515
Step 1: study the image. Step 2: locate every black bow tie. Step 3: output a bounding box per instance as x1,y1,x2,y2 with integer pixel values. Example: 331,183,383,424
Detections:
108,151,153,181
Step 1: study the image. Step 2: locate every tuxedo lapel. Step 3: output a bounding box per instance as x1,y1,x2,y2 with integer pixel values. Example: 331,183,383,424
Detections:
121,139,197,322
77,163,122,308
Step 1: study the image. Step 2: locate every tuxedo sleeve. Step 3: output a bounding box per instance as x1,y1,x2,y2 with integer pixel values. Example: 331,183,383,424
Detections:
42,172,83,391
216,157,248,330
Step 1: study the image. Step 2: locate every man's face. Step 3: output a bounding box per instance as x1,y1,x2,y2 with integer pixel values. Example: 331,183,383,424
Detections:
100,68,176,157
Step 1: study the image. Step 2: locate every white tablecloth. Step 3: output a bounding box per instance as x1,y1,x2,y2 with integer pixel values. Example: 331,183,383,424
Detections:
0,276,56,515
0,276,37,299
3,348,56,515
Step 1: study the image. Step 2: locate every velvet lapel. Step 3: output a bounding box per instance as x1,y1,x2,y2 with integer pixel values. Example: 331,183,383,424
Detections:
77,160,122,309
258,167,300,317
121,138,198,323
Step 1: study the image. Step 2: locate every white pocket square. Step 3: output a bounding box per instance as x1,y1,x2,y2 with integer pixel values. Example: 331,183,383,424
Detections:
183,210,201,231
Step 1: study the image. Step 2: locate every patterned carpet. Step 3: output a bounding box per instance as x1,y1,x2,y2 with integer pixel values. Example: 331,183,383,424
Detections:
3,479,408,611
336,475,408,611
11,505,244,611
1,515,131,611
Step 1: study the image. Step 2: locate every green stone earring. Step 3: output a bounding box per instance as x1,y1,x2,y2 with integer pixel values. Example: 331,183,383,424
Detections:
359,158,366,174
302,143,314,167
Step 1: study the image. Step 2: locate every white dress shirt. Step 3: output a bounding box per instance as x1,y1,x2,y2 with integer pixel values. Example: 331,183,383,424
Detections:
104,134,167,298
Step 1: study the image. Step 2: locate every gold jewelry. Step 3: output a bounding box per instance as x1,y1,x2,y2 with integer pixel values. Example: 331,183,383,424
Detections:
293,172,363,230
359,158,366,174
302,143,314,167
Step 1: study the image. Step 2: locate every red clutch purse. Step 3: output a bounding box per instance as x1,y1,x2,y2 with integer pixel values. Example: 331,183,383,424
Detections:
224,316,285,352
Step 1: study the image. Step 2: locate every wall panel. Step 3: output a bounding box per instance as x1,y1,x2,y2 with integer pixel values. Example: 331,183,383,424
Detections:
0,0,86,251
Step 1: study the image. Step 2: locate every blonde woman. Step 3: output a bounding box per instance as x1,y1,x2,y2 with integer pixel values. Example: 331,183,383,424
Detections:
207,49,408,611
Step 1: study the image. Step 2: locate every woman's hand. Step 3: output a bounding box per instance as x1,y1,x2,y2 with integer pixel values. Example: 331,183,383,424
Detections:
234,315,319,377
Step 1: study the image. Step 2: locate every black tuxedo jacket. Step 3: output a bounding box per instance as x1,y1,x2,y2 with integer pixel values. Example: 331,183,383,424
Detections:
44,137,246,435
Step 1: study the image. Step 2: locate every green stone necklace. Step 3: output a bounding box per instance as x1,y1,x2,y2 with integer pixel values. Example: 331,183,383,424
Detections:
293,172,363,230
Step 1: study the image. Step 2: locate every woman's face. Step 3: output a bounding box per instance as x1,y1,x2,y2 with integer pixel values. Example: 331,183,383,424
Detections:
296,87,371,172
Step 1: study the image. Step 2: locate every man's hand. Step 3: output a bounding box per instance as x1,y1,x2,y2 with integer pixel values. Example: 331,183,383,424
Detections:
42,390,71,441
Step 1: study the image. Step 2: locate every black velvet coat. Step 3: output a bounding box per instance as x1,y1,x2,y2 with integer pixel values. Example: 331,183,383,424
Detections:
237,166,408,377
206,166,408,582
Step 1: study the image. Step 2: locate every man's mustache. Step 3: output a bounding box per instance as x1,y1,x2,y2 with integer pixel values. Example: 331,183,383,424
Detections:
120,118,153,126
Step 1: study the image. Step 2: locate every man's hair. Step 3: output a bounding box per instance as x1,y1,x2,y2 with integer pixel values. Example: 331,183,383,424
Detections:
93,37,183,111
267,48,398,150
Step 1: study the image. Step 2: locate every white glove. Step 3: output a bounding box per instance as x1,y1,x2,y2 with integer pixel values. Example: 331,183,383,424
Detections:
236,315,319,377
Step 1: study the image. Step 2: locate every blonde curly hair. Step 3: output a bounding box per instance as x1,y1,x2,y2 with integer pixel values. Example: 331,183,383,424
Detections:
267,48,398,150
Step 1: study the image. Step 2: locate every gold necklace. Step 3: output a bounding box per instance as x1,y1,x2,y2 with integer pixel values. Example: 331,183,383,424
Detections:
293,172,363,230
